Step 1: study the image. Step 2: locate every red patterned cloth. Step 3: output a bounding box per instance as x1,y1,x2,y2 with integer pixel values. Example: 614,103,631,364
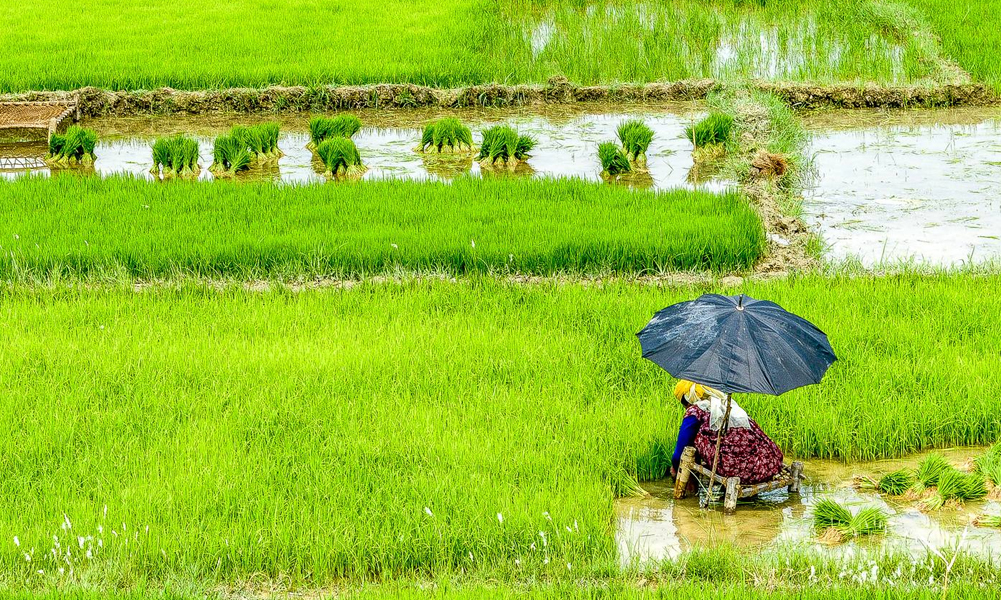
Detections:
686,404,784,485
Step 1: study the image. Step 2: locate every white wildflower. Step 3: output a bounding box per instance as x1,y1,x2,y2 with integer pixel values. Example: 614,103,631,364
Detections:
391,243,398,249
471,240,475,248
567,563,572,571
24,553,31,563
543,511,551,521
13,536,19,547
424,507,433,518
539,531,547,547
497,513,503,525
78,537,85,549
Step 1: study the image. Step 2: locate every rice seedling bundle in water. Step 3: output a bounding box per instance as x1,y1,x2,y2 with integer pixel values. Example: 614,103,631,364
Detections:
44,126,97,165
975,514,1001,528
317,137,365,178
685,113,734,148
855,469,915,496
150,135,200,179
921,469,987,511
974,443,1001,496
478,125,534,168
417,118,474,154
231,122,282,161
209,134,252,176
598,142,631,176
616,119,654,169
813,499,886,543
913,453,951,492
308,115,361,150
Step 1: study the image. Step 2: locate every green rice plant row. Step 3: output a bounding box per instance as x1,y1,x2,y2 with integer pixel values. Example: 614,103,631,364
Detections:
0,175,764,277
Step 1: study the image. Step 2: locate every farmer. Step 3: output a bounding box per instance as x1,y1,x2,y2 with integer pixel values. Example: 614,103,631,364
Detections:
670,380,784,485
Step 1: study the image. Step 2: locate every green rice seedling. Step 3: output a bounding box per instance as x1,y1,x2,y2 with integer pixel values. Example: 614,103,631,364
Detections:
417,117,474,154
44,126,97,165
685,113,734,148
231,122,282,161
616,119,654,168
598,141,631,176
848,507,888,537
813,499,886,542
922,469,987,511
316,137,365,178
913,453,951,492
855,469,915,496
975,514,1001,528
307,114,361,150
208,134,252,176
477,125,534,168
150,135,200,179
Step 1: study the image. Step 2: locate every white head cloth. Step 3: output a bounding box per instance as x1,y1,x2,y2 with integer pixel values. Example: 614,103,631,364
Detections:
684,385,751,431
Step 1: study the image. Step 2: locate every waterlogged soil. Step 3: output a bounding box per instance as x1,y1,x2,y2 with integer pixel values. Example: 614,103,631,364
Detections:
0,104,728,191
801,108,1001,267
616,446,1001,567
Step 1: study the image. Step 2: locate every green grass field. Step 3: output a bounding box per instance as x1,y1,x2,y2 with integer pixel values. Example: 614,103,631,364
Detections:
906,0,1001,86
0,176,765,278
2,274,999,584
0,0,972,91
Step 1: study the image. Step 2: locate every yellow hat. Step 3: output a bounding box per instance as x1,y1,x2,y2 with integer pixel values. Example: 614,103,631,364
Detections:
674,380,694,401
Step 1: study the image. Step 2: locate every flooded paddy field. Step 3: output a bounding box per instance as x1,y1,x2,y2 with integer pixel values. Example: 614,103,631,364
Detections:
618,447,1001,567
0,104,723,191
802,108,1001,267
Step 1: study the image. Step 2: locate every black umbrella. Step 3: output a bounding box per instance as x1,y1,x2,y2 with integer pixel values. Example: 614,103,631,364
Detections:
636,293,836,506
637,293,836,396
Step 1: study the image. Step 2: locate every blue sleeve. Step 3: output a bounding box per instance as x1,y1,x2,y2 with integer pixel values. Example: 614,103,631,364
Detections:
672,416,700,470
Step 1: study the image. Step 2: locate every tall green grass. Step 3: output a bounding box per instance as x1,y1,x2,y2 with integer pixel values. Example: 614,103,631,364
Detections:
906,0,1001,87
1,275,1001,582
0,176,764,277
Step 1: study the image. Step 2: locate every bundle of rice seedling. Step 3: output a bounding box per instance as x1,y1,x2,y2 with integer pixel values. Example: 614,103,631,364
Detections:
308,115,361,150
616,119,654,168
921,469,987,511
813,499,887,543
912,453,951,493
477,125,534,168
316,137,365,178
208,134,252,176
150,135,200,179
45,126,98,165
417,118,474,154
231,122,282,160
974,514,1001,528
855,469,915,496
685,113,734,147
598,142,631,176
974,443,1001,498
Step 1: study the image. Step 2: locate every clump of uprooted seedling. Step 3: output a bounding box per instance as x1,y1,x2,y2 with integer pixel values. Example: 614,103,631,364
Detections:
209,123,282,177
416,118,475,154
150,135,200,179
974,442,1001,500
477,125,535,169
598,142,631,178
616,119,654,171
45,126,98,166
316,137,365,179
307,115,361,150
854,468,916,496
813,499,887,544
858,453,991,511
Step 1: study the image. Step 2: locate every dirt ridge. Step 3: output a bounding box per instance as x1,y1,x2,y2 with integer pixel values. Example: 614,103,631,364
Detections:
2,78,996,117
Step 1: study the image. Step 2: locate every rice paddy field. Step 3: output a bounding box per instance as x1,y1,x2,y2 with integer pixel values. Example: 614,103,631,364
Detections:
1,0,998,90
5,1,1001,599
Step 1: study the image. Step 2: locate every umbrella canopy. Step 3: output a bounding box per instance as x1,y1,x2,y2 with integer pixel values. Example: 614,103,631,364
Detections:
637,293,836,396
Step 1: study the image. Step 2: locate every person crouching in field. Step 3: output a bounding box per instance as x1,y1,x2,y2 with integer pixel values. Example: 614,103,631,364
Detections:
670,380,783,484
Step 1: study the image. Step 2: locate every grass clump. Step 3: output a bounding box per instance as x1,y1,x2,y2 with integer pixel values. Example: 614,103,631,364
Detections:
856,469,915,496
208,134,252,177
616,119,654,169
685,113,734,148
598,142,631,177
149,135,200,179
913,453,951,493
44,126,97,166
921,469,987,511
316,138,366,178
417,118,474,154
308,114,362,150
478,125,535,168
813,499,887,543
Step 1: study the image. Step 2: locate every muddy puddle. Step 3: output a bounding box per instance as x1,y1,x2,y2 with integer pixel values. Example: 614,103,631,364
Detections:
802,108,1001,267
617,446,1001,566
0,104,726,191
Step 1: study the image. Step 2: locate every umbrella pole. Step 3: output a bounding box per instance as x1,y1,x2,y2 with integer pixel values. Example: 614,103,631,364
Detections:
703,394,732,509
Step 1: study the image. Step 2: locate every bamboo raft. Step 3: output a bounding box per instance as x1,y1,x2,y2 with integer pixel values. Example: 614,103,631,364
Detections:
673,446,804,513
0,101,78,140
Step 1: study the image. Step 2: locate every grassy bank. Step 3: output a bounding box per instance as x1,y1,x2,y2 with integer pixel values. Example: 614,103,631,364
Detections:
0,1,961,92
906,1,1001,87
2,275,1000,584
0,176,764,277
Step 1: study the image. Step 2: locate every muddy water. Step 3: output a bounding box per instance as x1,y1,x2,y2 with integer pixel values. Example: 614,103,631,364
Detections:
617,446,1001,566
0,104,725,191
802,108,1001,267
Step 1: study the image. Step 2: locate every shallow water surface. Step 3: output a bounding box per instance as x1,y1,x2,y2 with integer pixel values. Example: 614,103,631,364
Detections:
0,105,724,191
617,447,1001,566
803,108,1001,267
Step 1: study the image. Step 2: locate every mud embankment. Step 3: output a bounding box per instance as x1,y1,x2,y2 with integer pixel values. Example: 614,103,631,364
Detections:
2,78,996,117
